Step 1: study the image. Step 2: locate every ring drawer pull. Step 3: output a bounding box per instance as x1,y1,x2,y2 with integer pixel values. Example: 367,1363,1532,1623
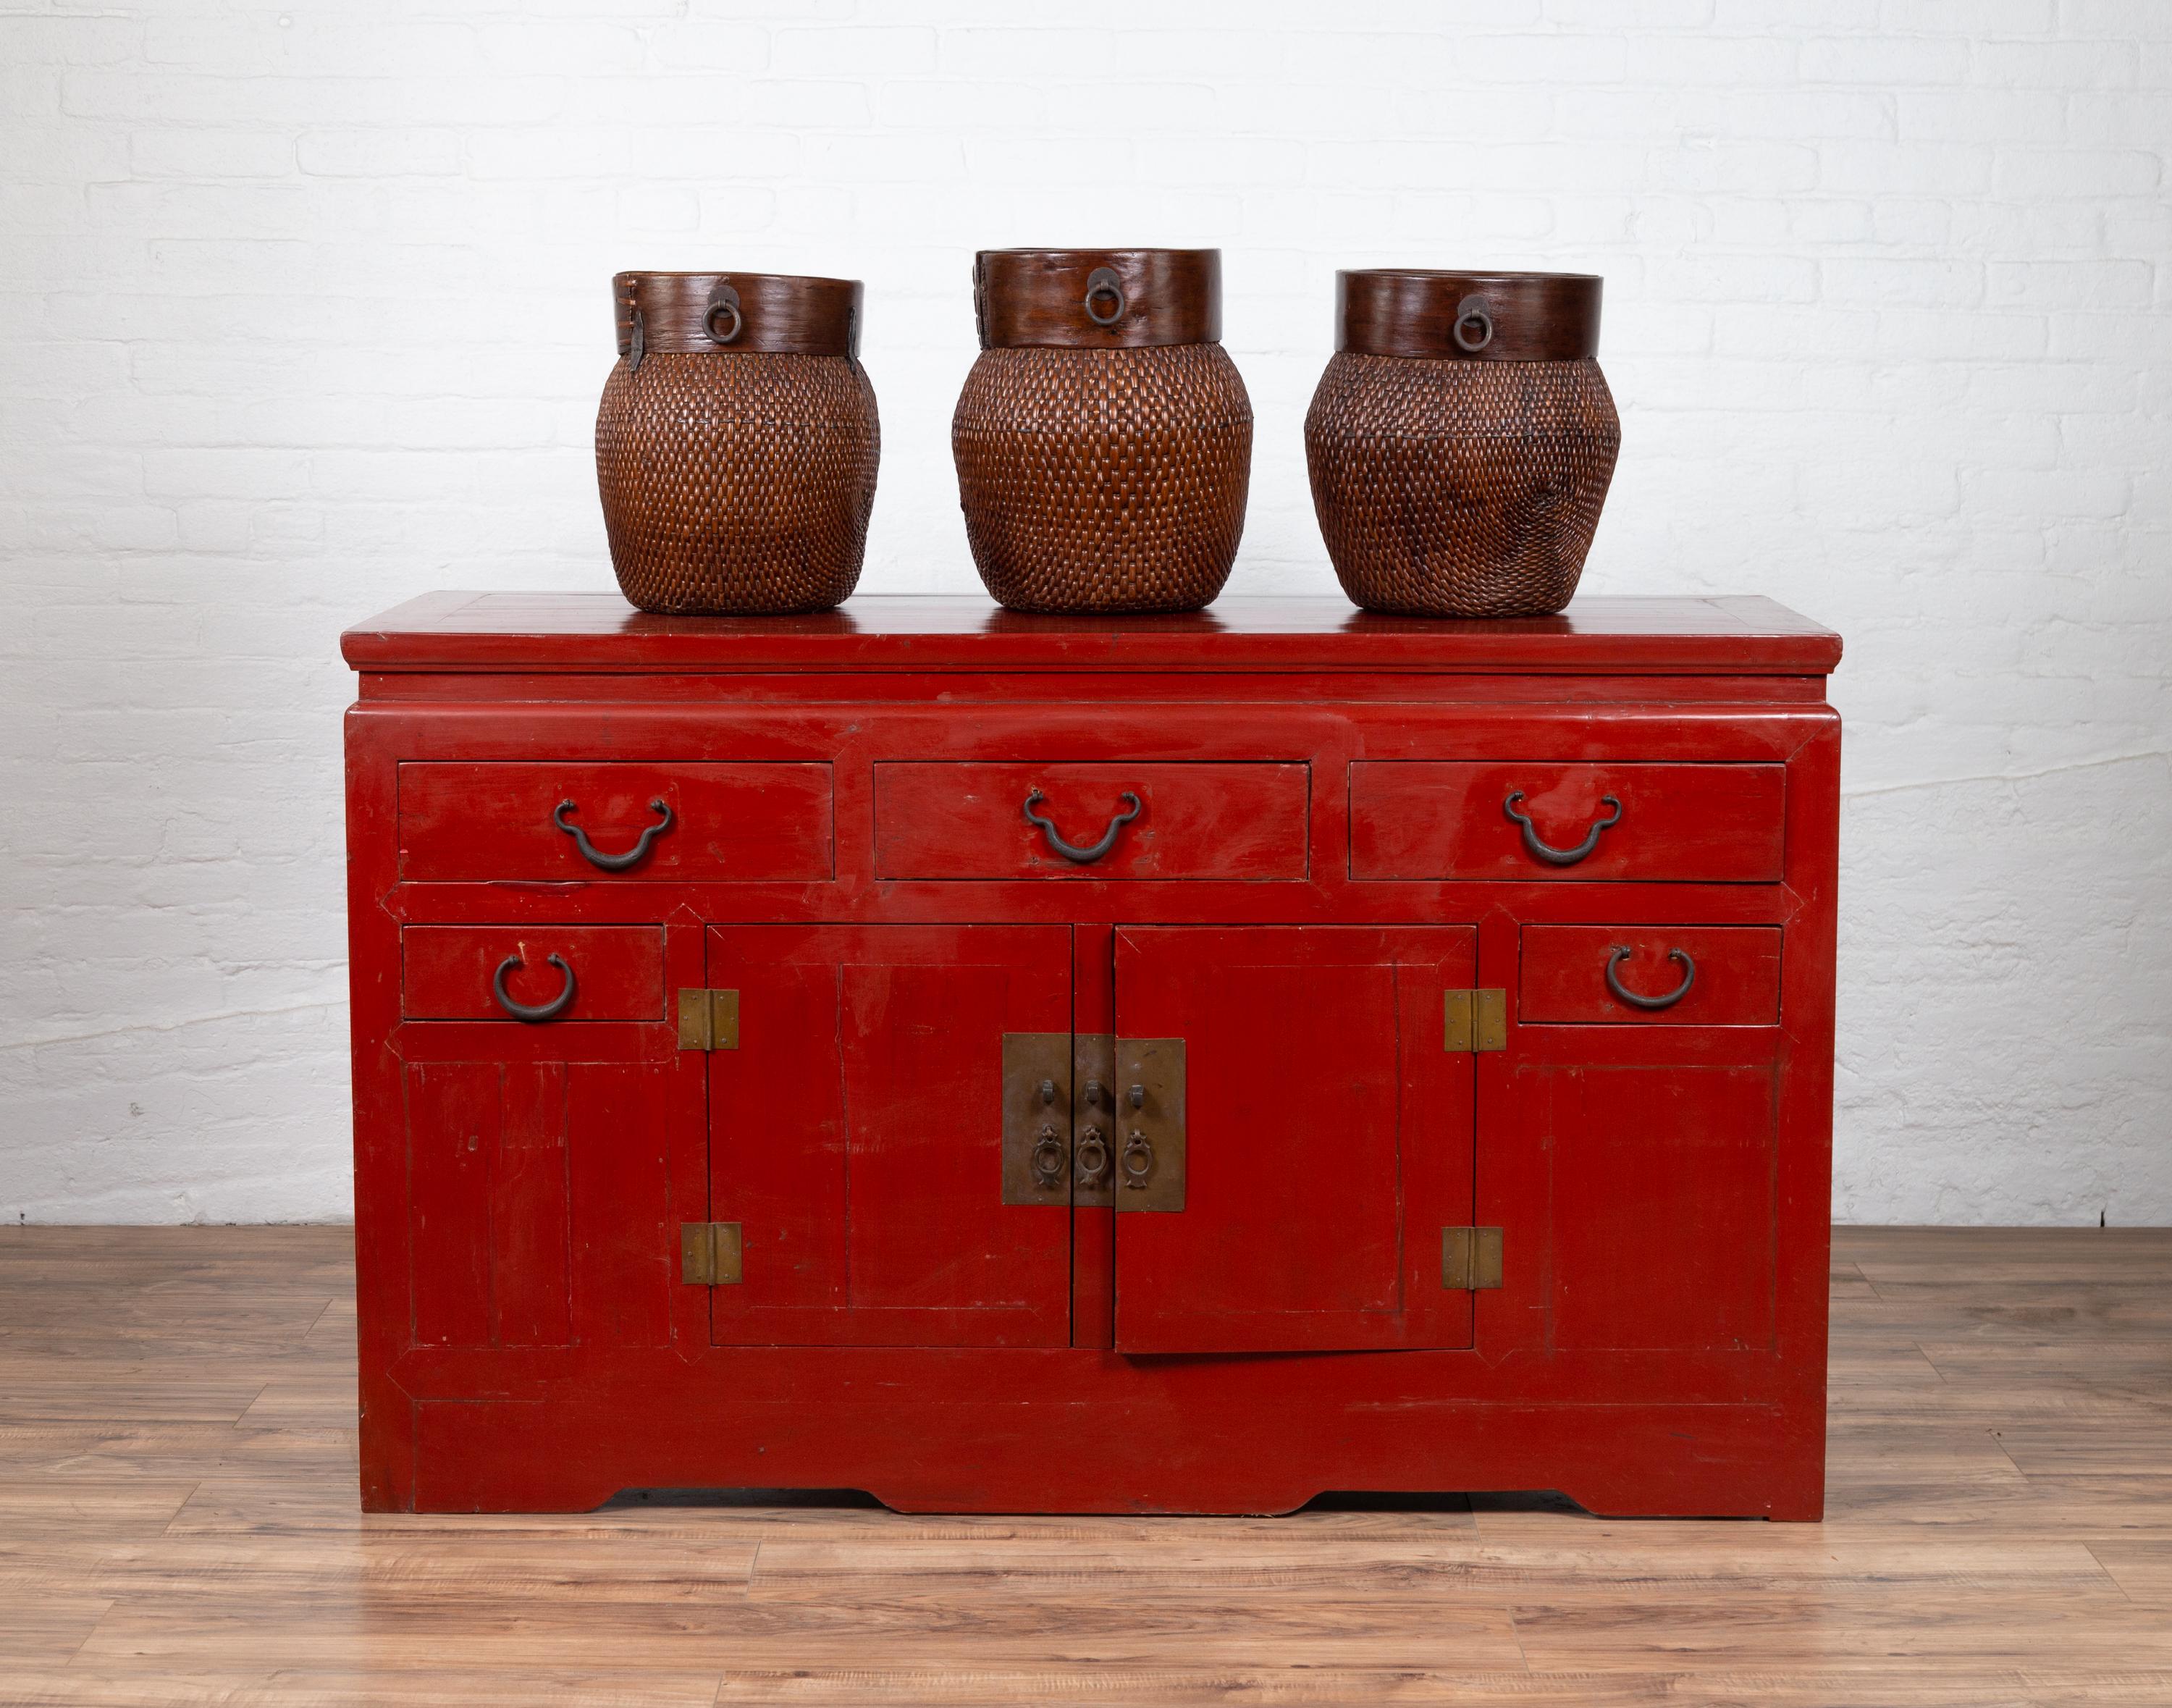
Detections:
492,951,576,1023
1120,1129,1154,1189
1605,945,1696,1011
1503,791,1621,866
1022,788,1142,864
555,797,673,872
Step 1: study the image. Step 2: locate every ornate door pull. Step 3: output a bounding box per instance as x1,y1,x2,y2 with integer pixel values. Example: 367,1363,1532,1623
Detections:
555,797,673,871
1022,788,1142,864
1075,1079,1111,1189
492,951,576,1023
1503,790,1622,866
1605,945,1696,1011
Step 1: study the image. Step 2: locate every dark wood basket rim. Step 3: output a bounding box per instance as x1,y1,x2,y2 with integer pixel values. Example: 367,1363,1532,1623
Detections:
614,270,862,358
614,268,862,288
1342,267,1604,284
977,247,1221,262
975,248,1222,350
1337,269,1603,363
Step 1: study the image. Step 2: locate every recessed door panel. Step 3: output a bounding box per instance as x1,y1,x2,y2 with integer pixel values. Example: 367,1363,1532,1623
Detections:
1111,926,1478,1354
404,1057,679,1350
707,924,1073,1347
1533,1062,1780,1352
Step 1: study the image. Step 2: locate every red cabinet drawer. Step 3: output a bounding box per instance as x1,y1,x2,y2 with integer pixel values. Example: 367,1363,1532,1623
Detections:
873,762,1309,880
1520,925,1781,1025
400,926,665,1021
398,762,832,882
1350,762,1784,882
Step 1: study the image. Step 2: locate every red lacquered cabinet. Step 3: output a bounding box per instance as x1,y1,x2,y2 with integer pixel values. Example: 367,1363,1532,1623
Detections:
342,591,1841,1518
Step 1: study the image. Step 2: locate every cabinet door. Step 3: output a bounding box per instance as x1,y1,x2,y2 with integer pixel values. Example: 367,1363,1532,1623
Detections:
707,924,1073,1347
1505,1059,1781,1352
1111,926,1477,1354
404,1057,682,1349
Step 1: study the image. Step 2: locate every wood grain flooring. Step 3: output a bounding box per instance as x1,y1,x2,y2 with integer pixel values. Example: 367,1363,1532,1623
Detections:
2,1225,2170,1705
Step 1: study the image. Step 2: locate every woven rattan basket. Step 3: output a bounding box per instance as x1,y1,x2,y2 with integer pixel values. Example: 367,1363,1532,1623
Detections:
595,271,879,615
953,248,1253,615
1305,270,1620,618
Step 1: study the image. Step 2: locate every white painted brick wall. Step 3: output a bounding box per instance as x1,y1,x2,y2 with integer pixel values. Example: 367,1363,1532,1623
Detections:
2,1,2167,1225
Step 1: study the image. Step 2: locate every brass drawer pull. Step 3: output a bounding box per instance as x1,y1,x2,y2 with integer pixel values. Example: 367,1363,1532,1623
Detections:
554,797,673,872
1605,945,1695,1011
492,951,576,1023
1022,788,1142,864
1503,790,1620,866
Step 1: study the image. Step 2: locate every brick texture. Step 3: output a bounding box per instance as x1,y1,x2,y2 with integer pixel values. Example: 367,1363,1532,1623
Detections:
1,2,2167,1224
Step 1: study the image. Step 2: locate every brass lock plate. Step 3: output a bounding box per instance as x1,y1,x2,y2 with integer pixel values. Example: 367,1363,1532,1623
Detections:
1001,1032,1072,1206
1113,1036,1184,1213
1073,1032,1116,1208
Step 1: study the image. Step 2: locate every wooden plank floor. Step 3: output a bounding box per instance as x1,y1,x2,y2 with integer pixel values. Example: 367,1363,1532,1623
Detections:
3,1227,2171,1705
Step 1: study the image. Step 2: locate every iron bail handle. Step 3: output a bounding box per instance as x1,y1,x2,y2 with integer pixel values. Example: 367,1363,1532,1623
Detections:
1121,1130,1154,1190
1022,788,1142,864
1605,945,1696,1011
493,952,576,1023
555,797,673,872
1503,791,1622,866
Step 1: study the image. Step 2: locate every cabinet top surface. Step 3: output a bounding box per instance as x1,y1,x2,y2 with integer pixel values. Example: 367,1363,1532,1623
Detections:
342,591,1841,676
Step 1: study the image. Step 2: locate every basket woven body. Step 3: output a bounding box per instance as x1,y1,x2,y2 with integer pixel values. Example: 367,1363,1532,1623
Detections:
954,343,1252,615
1305,353,1619,618
1306,269,1619,618
955,248,1252,615
594,271,877,615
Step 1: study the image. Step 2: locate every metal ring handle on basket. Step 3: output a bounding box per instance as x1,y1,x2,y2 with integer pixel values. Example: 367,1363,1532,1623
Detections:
1453,293,1495,353
1083,267,1127,327
705,283,743,345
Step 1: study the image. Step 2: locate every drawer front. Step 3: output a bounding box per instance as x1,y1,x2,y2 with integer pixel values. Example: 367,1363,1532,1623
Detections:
1520,925,1782,1025
401,926,665,1022
873,762,1309,880
399,762,833,883
1350,762,1785,882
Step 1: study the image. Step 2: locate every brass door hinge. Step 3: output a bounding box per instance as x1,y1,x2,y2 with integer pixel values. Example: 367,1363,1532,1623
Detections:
677,988,739,1051
1441,1227,1504,1290
681,1221,743,1285
1443,988,1507,1053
